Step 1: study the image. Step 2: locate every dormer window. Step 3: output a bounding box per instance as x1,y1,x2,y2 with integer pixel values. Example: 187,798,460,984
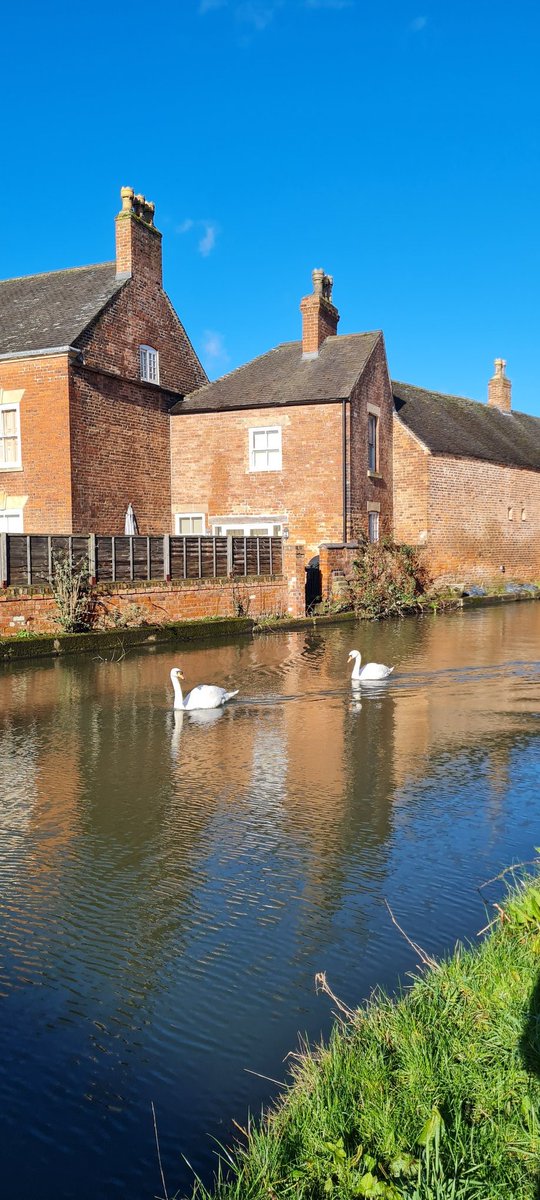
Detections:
140,345,159,384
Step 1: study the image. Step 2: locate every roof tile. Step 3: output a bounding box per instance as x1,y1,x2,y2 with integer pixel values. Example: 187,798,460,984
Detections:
0,263,126,356
172,332,381,413
393,381,540,472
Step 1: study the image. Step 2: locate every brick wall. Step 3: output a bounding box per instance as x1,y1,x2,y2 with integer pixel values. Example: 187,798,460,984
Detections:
171,401,345,559
349,336,394,540
75,269,206,396
393,418,540,582
392,415,429,544
0,354,73,532
427,455,540,582
69,365,173,533
0,575,290,636
319,542,359,601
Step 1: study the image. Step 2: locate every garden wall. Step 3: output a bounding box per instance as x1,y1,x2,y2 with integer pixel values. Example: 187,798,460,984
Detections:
0,575,291,637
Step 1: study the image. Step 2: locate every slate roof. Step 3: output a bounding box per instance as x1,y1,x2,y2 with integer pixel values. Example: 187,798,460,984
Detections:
393,381,540,472
172,332,381,413
0,262,126,357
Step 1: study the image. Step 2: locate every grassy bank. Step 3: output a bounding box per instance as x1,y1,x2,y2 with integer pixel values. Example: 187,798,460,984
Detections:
194,876,540,1200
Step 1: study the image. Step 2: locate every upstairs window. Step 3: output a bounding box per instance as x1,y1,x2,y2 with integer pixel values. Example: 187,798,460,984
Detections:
249,426,282,472
368,413,378,472
140,345,159,384
0,404,21,469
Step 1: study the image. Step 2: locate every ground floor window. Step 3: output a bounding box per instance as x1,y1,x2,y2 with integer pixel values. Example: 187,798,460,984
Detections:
0,508,23,532
175,513,206,535
368,511,379,543
212,520,283,537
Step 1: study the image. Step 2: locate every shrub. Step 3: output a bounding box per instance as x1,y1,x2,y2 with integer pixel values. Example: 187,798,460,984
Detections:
348,538,430,620
49,553,94,633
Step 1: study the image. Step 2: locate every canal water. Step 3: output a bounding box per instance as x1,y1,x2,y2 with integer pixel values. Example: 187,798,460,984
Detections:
1,603,540,1199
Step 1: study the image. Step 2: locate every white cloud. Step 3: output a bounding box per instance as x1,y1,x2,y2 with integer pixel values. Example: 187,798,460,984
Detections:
410,15,427,31
176,218,219,256
202,330,230,364
235,1,280,28
198,0,226,13
197,0,283,30
305,0,353,10
199,222,218,256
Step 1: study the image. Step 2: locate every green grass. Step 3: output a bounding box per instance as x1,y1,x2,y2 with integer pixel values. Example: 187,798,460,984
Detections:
190,876,540,1200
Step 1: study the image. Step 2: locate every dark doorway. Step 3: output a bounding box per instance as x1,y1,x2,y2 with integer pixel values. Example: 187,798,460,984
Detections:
305,555,322,613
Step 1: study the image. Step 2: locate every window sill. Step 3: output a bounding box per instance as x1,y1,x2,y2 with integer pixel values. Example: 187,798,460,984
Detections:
0,465,23,472
367,469,382,479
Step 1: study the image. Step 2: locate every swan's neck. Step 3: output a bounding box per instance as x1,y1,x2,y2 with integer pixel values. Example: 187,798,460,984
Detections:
171,674,185,709
351,652,362,679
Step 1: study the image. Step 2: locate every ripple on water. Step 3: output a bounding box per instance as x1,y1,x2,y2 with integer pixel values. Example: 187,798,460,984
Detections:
1,605,540,1197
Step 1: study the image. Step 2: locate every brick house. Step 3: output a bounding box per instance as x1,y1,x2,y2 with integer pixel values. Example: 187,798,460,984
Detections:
0,187,206,534
393,360,540,582
170,270,394,564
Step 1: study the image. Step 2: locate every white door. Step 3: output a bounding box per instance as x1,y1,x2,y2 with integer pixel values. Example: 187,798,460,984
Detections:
0,509,23,532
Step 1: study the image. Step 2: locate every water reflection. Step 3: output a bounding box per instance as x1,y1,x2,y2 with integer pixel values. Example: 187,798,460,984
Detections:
0,603,539,1198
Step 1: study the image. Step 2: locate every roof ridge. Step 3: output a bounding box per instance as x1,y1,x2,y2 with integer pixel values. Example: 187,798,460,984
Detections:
392,379,479,405
393,379,540,423
0,261,116,286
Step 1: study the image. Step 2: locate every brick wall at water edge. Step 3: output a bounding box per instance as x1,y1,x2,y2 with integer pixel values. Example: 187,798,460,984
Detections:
0,575,294,637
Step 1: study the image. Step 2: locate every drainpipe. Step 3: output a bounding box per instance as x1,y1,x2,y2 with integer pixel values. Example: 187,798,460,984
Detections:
342,398,347,543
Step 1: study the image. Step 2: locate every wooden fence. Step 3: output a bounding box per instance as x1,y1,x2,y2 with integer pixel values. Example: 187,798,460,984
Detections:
0,534,283,589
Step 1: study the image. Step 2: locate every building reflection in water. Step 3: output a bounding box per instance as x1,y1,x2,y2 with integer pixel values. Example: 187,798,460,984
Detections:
0,601,539,1198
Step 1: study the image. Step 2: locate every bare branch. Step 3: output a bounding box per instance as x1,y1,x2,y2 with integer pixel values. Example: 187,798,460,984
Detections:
384,900,439,970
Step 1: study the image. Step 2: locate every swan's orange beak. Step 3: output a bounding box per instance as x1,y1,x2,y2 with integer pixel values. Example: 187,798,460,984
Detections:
178,670,184,680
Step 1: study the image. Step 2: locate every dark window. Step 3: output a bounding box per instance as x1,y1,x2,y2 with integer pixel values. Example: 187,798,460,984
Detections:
368,413,378,471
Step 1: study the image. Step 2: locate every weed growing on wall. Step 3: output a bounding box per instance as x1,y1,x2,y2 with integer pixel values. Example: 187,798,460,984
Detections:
49,553,94,633
349,538,430,620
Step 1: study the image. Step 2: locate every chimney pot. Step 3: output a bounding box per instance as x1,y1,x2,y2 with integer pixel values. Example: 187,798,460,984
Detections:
300,267,339,357
120,186,134,212
488,357,512,412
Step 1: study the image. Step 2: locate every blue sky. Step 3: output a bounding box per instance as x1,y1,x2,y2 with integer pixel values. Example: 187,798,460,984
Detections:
2,1,540,412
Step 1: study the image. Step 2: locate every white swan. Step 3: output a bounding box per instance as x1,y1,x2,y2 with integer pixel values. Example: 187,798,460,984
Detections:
348,649,394,682
170,667,239,711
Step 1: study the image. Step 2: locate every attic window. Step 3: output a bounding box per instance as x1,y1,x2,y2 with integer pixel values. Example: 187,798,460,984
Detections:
140,345,159,384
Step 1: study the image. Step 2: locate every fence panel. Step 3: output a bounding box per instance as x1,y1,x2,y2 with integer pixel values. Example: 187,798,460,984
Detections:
3,533,284,587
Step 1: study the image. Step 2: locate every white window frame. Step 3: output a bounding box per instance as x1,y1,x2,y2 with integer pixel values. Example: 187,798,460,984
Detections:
368,511,380,543
212,520,283,537
0,507,24,532
139,345,160,384
174,512,206,535
0,403,22,470
249,426,282,472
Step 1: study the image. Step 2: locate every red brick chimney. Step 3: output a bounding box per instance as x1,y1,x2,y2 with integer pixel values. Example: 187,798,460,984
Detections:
115,186,162,286
488,358,512,412
300,268,339,357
